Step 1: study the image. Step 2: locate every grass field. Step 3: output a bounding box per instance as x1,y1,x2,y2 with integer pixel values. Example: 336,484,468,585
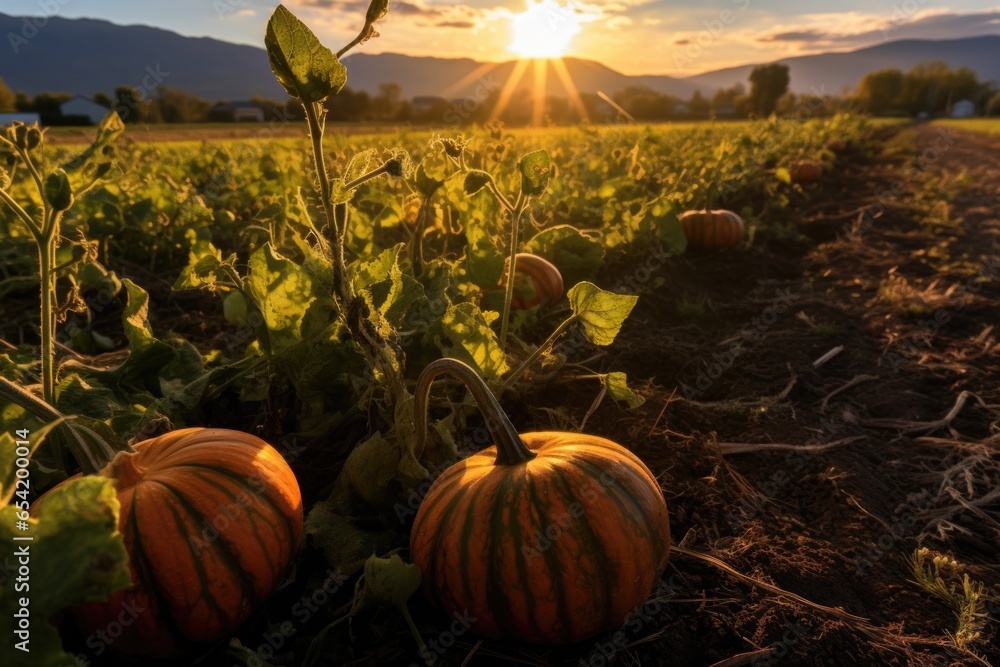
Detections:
933,118,1000,135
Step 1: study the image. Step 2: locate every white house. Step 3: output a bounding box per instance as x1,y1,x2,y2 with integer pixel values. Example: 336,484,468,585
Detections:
60,96,111,124
0,113,41,126
210,102,265,122
951,99,975,118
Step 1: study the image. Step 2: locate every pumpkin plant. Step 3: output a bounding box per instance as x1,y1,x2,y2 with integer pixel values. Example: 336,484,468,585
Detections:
409,358,671,644
0,114,123,463
2,379,303,659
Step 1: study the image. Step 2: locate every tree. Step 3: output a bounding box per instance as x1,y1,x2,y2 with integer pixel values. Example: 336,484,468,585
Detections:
157,87,211,123
92,92,112,109
987,91,1000,117
748,63,790,116
0,76,15,113
687,90,711,119
371,82,402,120
855,68,904,115
896,62,980,116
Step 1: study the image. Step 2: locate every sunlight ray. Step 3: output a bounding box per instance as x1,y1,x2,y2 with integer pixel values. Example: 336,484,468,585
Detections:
551,57,589,123
441,61,503,100
532,58,548,126
490,57,531,122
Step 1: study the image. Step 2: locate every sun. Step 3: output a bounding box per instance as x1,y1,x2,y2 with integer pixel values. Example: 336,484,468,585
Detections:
509,0,582,59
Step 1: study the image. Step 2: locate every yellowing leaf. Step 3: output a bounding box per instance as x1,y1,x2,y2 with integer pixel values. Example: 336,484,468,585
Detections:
568,282,638,346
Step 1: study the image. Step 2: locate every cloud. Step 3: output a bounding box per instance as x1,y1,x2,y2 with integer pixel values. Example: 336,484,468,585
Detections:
757,29,827,43
436,20,475,28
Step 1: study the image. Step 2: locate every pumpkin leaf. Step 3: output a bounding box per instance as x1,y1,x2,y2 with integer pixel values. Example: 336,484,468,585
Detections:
434,303,508,380
464,190,504,288
524,225,604,286
567,282,638,346
0,476,130,667
245,245,317,356
304,499,405,572
518,149,553,197
265,5,346,103
463,170,492,196
604,372,645,409
363,553,421,609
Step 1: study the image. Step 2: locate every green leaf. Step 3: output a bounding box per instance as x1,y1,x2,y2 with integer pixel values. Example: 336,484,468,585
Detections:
363,553,421,610
434,303,508,380
524,225,604,286
0,476,130,667
463,170,492,195
60,111,123,181
518,149,553,197
265,5,346,103
43,169,73,211
366,0,390,24
604,372,645,408
568,282,638,346
464,190,504,289
304,499,405,572
245,245,318,355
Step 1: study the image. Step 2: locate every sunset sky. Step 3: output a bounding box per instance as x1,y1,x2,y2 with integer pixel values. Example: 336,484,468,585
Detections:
4,0,1000,75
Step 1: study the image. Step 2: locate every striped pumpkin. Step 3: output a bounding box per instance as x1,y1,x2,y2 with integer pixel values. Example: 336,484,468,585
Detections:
409,359,670,644
679,209,745,250
790,159,822,184
41,428,303,657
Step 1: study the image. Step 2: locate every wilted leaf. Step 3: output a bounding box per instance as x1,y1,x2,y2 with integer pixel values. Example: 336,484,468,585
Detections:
604,372,645,408
518,149,552,197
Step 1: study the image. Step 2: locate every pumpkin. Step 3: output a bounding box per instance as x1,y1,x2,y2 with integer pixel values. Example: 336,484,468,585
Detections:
34,427,303,657
509,253,565,310
679,209,745,250
409,359,670,644
789,159,822,184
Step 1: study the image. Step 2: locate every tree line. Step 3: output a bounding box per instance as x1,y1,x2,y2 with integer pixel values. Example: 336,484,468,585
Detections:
0,59,996,126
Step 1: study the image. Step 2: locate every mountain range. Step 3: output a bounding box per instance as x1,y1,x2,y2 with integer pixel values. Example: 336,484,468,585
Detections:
1,12,998,103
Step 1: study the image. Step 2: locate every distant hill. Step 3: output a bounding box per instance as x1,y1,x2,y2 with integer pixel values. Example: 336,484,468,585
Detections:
1,13,997,103
684,36,1000,95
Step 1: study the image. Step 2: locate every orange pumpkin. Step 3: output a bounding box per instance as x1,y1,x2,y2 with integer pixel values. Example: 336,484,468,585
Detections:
409,359,670,644
493,253,565,310
789,159,822,184
679,209,745,250
34,428,303,657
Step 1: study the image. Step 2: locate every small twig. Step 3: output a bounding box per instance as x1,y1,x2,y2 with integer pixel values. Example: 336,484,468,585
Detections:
718,436,865,456
812,345,844,368
864,391,985,434
709,649,776,667
459,639,482,667
820,374,879,412
648,387,678,437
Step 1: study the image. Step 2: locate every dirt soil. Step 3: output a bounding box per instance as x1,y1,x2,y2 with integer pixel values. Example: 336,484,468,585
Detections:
383,125,1000,667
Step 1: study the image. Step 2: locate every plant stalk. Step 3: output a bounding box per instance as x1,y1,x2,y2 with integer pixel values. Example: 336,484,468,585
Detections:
414,358,535,466
498,199,526,350
500,315,576,395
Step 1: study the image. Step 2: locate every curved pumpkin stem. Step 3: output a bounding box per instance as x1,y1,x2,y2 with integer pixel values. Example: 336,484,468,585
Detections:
414,358,536,466
0,376,121,475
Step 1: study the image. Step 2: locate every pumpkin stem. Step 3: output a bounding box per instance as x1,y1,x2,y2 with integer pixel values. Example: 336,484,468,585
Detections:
414,358,536,466
0,376,121,474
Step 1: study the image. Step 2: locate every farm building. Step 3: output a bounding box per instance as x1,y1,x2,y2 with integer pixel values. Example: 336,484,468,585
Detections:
60,96,111,124
950,99,976,118
0,112,41,126
210,102,266,122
